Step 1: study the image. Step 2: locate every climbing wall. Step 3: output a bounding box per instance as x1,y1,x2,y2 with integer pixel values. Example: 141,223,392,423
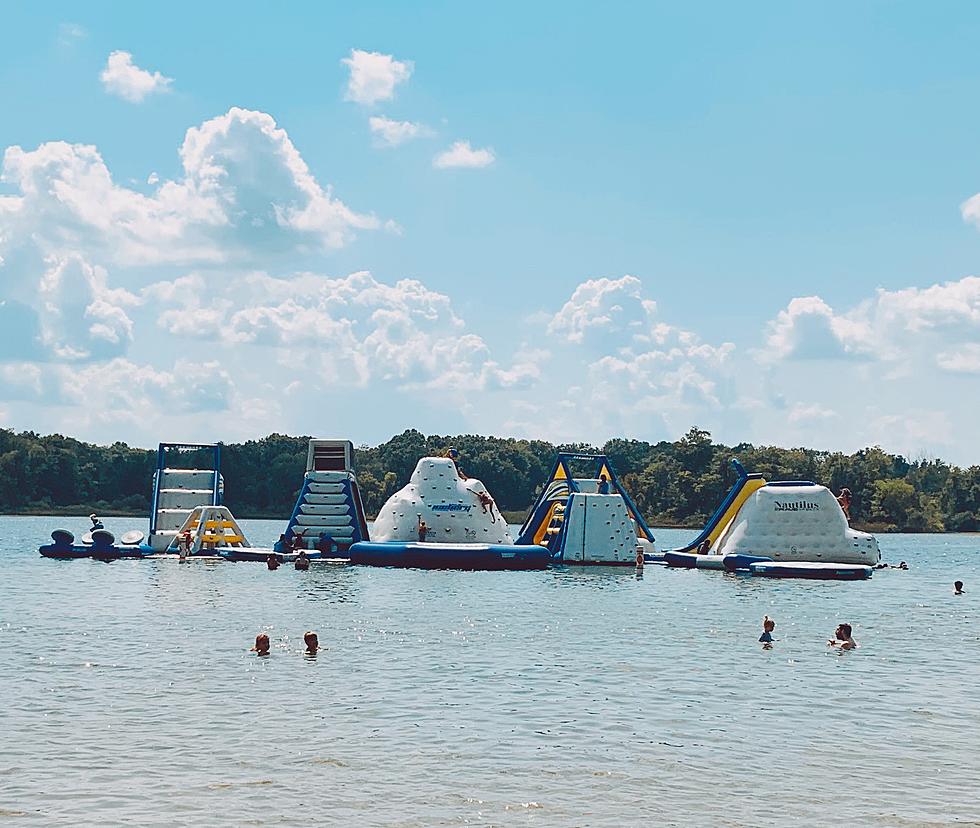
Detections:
557,493,638,564
371,457,514,544
284,470,368,551
149,469,221,551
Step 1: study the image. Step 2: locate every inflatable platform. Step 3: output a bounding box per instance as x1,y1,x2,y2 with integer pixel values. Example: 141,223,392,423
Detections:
349,541,550,570
749,561,874,580
39,528,152,561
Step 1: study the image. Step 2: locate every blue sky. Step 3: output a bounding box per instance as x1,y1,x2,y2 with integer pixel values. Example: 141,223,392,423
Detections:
2,2,980,463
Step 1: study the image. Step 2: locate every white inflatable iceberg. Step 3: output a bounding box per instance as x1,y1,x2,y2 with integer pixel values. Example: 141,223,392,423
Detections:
371,457,513,543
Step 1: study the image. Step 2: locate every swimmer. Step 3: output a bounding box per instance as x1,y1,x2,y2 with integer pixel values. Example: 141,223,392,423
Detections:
954,580,964,595
266,554,280,571
898,561,909,570
294,549,310,571
251,633,270,656
828,623,857,650
759,615,775,644
304,631,319,655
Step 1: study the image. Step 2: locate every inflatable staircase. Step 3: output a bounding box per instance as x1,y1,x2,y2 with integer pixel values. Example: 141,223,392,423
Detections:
279,440,369,554
518,453,654,565
147,443,223,552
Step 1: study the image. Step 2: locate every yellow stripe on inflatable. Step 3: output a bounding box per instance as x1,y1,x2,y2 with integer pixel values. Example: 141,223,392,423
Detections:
533,501,560,545
706,477,767,546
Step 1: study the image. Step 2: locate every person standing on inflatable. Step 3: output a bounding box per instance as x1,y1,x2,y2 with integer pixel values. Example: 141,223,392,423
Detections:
597,473,610,495
446,447,467,480
417,516,428,542
836,487,852,521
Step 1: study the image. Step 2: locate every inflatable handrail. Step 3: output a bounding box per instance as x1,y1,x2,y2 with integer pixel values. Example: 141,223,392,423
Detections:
763,480,817,487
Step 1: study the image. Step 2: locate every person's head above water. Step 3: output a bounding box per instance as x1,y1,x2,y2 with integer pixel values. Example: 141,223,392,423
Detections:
955,580,964,594
252,633,270,655
836,623,853,639
304,631,319,653
899,561,909,570
763,616,775,632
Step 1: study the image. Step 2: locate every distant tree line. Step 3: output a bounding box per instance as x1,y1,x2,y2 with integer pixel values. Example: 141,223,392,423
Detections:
2,426,978,532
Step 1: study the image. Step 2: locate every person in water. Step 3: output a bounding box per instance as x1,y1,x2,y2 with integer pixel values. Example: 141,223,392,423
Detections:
266,553,280,571
898,561,909,570
294,549,310,571
418,516,428,542
251,633,270,656
89,513,104,531
598,473,610,495
836,488,852,521
828,623,857,650
304,631,319,655
954,580,964,595
759,616,775,644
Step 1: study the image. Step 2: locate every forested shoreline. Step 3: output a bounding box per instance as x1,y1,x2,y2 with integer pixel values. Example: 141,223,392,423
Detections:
1,427,978,532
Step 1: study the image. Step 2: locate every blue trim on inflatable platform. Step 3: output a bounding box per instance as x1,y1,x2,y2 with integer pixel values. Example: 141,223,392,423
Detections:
349,541,551,570
218,548,323,563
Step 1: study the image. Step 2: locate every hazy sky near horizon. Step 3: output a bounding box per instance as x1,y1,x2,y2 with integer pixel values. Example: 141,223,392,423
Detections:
3,2,980,462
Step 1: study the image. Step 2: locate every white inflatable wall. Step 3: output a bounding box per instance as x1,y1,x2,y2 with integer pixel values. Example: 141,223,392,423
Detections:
559,493,638,564
371,458,514,544
715,483,880,565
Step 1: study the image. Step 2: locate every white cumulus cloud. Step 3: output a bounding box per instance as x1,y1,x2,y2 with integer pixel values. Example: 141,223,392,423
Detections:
433,140,495,169
100,50,173,102
38,254,138,361
368,116,427,147
342,49,413,106
0,107,378,269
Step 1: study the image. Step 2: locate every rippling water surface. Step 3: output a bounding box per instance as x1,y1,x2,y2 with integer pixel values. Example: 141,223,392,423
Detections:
2,516,980,826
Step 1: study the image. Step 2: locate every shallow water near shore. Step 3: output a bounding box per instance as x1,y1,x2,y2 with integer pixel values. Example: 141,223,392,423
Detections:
2,515,980,827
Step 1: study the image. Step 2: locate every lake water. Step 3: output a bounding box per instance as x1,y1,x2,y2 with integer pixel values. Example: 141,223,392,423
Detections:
2,515,979,827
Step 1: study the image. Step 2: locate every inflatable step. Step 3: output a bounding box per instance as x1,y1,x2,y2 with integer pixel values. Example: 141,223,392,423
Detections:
294,514,355,527
301,497,352,510
307,482,345,494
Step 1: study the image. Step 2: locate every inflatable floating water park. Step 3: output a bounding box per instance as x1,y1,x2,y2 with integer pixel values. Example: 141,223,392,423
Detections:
39,440,879,579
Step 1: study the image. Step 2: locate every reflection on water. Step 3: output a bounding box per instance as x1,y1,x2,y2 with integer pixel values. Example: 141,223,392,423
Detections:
2,516,980,827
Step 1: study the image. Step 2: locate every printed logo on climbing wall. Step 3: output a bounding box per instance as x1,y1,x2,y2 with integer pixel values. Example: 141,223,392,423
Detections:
431,504,473,512
774,501,820,512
